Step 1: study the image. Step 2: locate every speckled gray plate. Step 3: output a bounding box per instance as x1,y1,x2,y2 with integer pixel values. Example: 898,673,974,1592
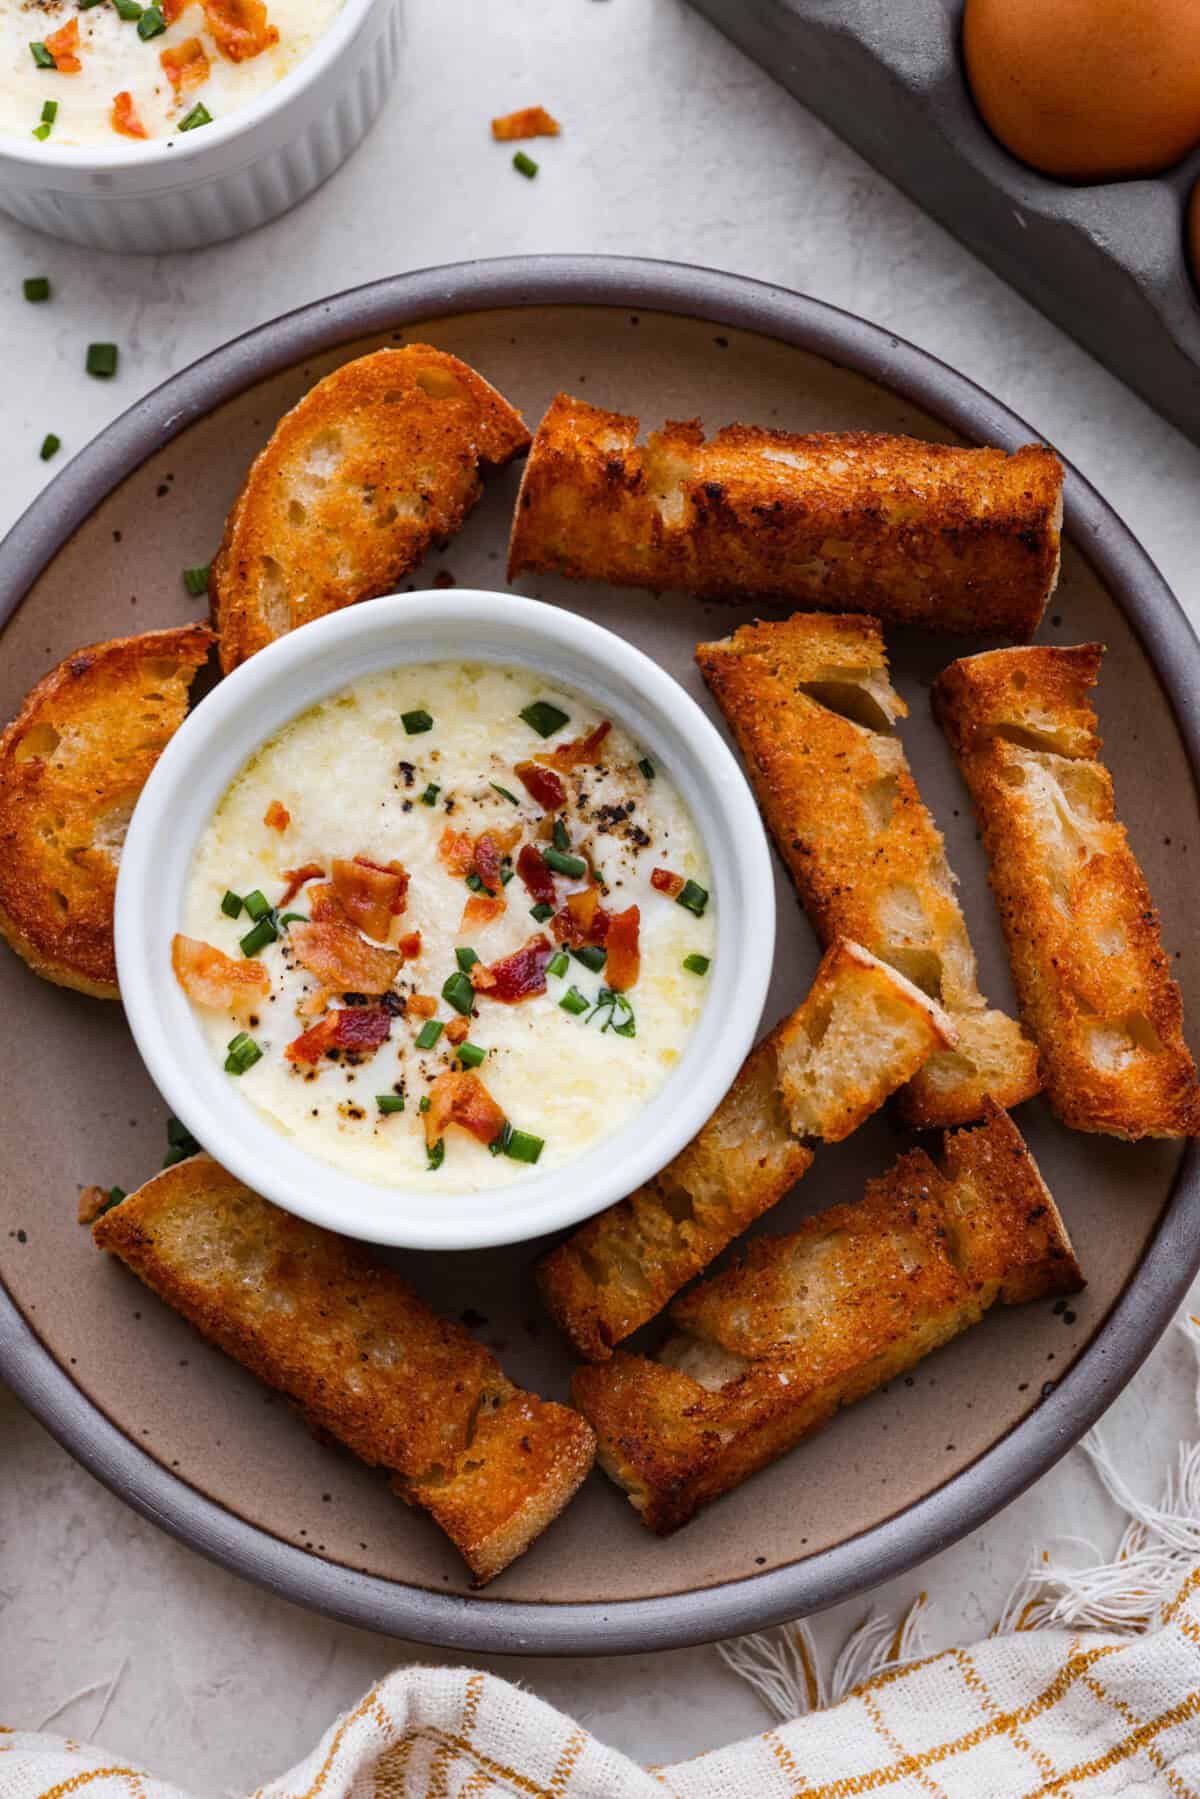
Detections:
1,256,1198,1655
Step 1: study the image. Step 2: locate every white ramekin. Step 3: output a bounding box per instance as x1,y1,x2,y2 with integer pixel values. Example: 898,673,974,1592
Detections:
115,590,777,1251
0,0,400,252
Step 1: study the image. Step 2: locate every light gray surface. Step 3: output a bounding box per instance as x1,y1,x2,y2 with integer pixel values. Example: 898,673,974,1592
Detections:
2,0,1200,1787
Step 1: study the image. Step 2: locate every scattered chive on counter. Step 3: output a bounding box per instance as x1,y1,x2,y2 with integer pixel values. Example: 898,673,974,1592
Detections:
519,700,568,738
415,1019,443,1050
376,1093,405,1114
182,565,210,597
39,434,61,462
401,708,434,735
178,101,213,131
683,953,711,975
23,277,50,303
86,343,119,379
512,151,539,179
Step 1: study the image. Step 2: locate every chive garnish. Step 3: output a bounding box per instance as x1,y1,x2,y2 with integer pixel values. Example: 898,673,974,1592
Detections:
441,970,475,1016
512,151,539,180
220,889,243,918
465,870,485,893
33,100,57,140
32,122,51,140
277,910,308,928
376,1093,405,1114
488,1124,509,1156
588,987,636,1037
519,700,568,738
529,902,553,922
552,817,570,851
559,986,589,1016
242,889,270,920
503,1126,543,1163
112,0,143,17
547,949,569,979
415,1019,443,1050
571,944,607,973
224,1031,262,1075
490,781,519,804
178,101,213,131
639,757,655,780
543,847,586,878
86,343,118,379
39,434,61,462
420,783,440,806
676,879,709,917
23,277,50,302
401,708,433,735
499,862,514,884
162,1115,201,1168
418,1094,431,1112
682,953,711,975
30,42,56,68
238,915,277,957
455,946,479,971
182,564,210,596
94,1185,127,1218
137,5,165,35
78,0,104,9
456,1042,485,1068
427,1138,445,1171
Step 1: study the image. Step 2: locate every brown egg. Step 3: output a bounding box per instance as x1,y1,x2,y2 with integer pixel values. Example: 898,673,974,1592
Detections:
964,0,1200,181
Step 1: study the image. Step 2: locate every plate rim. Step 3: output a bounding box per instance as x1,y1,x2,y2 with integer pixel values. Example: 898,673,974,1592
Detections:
2,251,1198,1656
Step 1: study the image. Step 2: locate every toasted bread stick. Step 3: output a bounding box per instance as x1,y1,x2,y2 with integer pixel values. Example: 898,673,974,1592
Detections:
0,624,214,998
507,394,1063,639
94,1156,595,1583
212,347,530,671
934,645,1200,1138
697,614,1040,1128
574,1102,1082,1534
536,938,954,1361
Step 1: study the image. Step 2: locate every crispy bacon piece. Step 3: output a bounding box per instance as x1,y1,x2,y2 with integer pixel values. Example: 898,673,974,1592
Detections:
172,934,268,1012
517,843,557,905
444,1016,470,1046
471,962,497,992
439,827,475,877
491,106,561,141
330,856,409,941
201,0,279,63
308,883,349,924
543,720,611,771
279,862,325,906
551,886,611,948
263,799,290,831
651,866,685,899
423,1070,507,1148
461,893,505,933
163,0,188,22
515,760,566,812
46,19,81,71
289,921,402,995
473,831,505,895
397,930,422,959
285,1006,391,1066
604,905,641,992
111,91,147,138
476,934,553,1004
161,36,210,93
408,993,438,1019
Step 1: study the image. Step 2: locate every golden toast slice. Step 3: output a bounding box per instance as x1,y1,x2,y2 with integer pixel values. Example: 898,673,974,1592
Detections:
573,1102,1082,1534
94,1156,595,1583
211,347,531,671
697,613,1040,1128
507,394,1063,639
0,624,214,998
536,938,954,1361
934,645,1200,1138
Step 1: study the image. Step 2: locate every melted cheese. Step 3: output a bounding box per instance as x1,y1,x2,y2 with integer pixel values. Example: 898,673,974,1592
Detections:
182,661,716,1194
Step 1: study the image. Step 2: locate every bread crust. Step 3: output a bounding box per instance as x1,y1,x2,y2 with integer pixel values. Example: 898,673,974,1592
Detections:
573,1102,1082,1533
94,1156,594,1583
933,644,1200,1138
0,624,214,997
697,613,1040,1128
536,938,954,1361
507,393,1063,638
212,346,530,672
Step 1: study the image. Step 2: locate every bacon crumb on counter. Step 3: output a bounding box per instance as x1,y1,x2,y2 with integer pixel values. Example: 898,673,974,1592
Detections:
330,856,409,941
651,866,685,899
491,106,561,141
77,1185,111,1227
515,761,566,812
161,37,211,94
279,862,325,906
264,799,290,831
543,721,611,772
172,934,269,1011
516,843,557,906
286,1006,391,1066
45,19,81,72
289,921,402,995
423,1070,507,1147
604,905,641,992
111,91,147,138
475,934,554,1004
202,0,279,63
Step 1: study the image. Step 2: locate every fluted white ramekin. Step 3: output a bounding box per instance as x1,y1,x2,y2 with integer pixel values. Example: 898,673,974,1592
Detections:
0,0,399,253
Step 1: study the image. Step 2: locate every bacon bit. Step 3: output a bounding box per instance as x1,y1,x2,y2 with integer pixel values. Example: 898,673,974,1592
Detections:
279,862,324,906
397,930,422,959
476,934,553,1004
551,887,611,948
461,893,505,933
423,1070,507,1148
285,1006,391,1066
515,760,567,812
264,799,290,832
444,1015,470,1045
308,883,349,924
163,0,188,22
296,986,333,1020
470,962,497,991
111,91,147,138
46,18,81,71
201,0,279,63
543,720,611,771
439,827,475,877
408,993,438,1019
605,905,641,992
78,1185,112,1226
160,35,211,93
651,866,685,899
491,105,561,141
289,921,402,995
473,831,506,895
172,933,268,1011
330,856,409,941
516,842,556,905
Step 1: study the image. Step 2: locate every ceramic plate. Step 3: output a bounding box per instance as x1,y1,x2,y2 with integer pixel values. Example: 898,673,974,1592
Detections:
1,256,1197,1654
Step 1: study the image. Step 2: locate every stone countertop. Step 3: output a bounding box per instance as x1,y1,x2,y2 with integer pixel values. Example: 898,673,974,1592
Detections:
2,0,1199,1788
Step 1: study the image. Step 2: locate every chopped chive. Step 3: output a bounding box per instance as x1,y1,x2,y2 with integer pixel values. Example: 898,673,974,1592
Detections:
455,946,479,971
23,277,50,302
32,122,52,140
552,817,570,851
571,944,607,973
94,1184,127,1218
503,1126,543,1163
456,1041,486,1069
166,1115,199,1150
182,564,210,596
242,888,271,920
419,783,440,806
682,952,711,975
441,970,476,1016
39,433,61,462
86,342,118,379
178,100,213,131
401,708,433,735
512,150,539,180
41,100,58,122
543,847,587,878
547,949,569,979
427,1137,445,1171
112,0,144,17
220,889,243,918
499,862,514,884
589,987,637,1038
137,4,165,35
376,1093,405,1114
238,915,277,957
490,781,519,804
639,757,655,780
559,985,589,1016
519,699,568,738
488,1123,510,1156
78,0,104,8
418,1094,431,1112
224,1031,262,1075
415,1019,443,1050
30,41,56,68
276,910,308,928
676,879,709,917
529,901,553,922
465,870,486,894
